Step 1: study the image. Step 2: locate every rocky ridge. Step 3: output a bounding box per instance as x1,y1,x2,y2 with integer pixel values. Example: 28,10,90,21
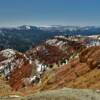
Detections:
39,46,100,90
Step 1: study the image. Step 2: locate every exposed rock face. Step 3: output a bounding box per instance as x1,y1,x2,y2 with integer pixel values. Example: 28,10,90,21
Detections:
0,45,100,97
26,35,85,65
9,63,32,90
25,36,85,80
40,46,100,90
0,49,33,90
79,46,100,69
0,35,100,96
0,46,100,93
26,44,68,65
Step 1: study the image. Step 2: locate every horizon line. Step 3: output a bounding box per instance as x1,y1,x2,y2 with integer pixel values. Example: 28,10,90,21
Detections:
0,24,100,28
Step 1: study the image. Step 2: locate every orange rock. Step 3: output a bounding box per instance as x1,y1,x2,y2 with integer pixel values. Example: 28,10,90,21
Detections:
9,63,32,90
40,46,100,90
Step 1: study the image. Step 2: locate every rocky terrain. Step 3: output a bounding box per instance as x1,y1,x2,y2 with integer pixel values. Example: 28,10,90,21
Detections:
0,35,100,100
39,46,100,90
0,49,33,90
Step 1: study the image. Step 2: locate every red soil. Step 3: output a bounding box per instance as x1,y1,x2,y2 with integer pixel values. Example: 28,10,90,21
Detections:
9,62,32,90
40,46,100,90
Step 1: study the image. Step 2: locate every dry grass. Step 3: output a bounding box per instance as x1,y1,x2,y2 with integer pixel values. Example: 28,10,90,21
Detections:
65,68,100,89
1,88,100,100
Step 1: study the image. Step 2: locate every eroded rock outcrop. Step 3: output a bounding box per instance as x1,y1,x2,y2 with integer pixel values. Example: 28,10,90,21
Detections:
0,49,33,90
40,46,100,90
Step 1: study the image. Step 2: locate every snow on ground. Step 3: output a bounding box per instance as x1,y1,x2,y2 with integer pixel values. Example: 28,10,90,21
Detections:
0,49,16,58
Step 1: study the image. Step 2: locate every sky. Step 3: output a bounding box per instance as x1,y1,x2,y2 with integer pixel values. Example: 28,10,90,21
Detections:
0,0,100,27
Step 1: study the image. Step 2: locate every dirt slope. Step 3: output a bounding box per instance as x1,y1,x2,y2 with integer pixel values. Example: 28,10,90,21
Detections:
40,46,100,90
0,46,100,97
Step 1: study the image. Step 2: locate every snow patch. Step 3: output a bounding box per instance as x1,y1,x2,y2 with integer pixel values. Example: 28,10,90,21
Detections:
1,49,16,58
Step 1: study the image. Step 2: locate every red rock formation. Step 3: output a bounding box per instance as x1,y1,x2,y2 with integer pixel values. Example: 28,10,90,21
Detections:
9,62,32,90
26,44,68,65
0,49,33,90
40,46,100,90
37,45,68,64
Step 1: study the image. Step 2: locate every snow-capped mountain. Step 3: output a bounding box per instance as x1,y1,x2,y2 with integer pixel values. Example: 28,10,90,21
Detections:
0,25,99,52
17,25,31,30
39,25,80,32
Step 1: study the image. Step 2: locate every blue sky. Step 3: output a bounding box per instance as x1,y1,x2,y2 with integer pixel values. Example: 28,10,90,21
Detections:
0,0,100,27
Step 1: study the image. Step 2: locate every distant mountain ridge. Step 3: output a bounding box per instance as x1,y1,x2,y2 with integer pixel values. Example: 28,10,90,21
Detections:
0,25,100,52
